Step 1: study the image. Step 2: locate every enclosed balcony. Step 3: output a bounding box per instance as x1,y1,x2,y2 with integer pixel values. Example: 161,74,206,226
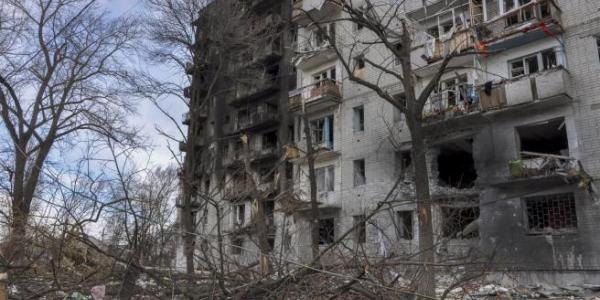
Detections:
476,0,563,51
422,67,571,124
233,103,279,132
289,79,342,113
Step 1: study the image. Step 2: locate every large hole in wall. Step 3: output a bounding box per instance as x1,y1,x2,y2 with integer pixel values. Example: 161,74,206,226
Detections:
517,117,568,156
436,139,477,189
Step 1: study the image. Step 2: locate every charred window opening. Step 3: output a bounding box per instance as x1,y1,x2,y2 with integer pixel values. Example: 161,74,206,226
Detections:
318,218,335,245
396,210,413,240
437,140,477,189
525,193,577,234
441,206,480,238
353,215,367,244
265,200,275,226
517,118,568,156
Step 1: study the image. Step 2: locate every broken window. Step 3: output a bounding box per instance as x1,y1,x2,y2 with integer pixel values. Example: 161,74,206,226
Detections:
353,215,367,244
509,49,558,78
353,159,366,187
395,150,412,180
315,165,335,192
437,139,477,189
231,237,243,255
310,115,334,149
234,204,245,226
441,206,480,238
267,236,275,252
319,218,335,245
353,105,365,133
517,117,568,156
525,193,577,234
438,75,468,107
427,26,440,38
396,210,414,240
542,49,557,69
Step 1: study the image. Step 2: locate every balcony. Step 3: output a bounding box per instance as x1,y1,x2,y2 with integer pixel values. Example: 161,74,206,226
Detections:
423,29,476,63
289,79,342,113
509,151,578,179
233,105,279,132
295,41,337,70
422,67,571,125
477,0,563,52
292,191,341,215
230,76,279,106
292,0,342,26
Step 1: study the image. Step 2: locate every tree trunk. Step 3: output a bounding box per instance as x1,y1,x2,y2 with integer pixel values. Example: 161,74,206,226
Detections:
407,119,436,299
302,114,320,265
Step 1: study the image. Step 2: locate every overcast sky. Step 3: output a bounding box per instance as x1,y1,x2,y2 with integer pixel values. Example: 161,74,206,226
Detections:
99,0,188,167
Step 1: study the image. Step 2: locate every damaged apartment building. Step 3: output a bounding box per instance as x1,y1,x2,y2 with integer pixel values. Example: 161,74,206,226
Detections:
180,0,600,285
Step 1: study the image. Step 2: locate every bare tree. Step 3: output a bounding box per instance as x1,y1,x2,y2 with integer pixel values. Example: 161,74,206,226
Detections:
0,0,141,265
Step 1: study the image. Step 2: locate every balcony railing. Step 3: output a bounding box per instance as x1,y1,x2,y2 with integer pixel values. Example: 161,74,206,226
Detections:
233,76,279,102
477,0,562,50
509,151,577,179
289,79,342,111
423,67,571,123
234,106,279,132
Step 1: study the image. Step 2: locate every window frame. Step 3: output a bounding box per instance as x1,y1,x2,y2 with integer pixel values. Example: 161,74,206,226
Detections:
508,49,558,78
523,192,578,235
318,218,336,245
315,165,335,193
396,210,414,240
353,159,366,187
353,105,365,133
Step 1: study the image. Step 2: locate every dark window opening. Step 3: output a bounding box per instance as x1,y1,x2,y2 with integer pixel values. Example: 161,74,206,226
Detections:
397,211,413,240
441,206,480,238
204,179,211,193
232,237,243,255
262,131,278,150
437,139,477,189
355,56,365,69
525,55,539,74
517,118,568,156
395,150,412,179
542,49,557,69
353,159,366,186
525,193,577,234
427,26,439,38
596,38,600,62
267,236,275,252
265,200,275,226
539,2,551,18
353,215,367,244
319,218,335,245
353,105,365,132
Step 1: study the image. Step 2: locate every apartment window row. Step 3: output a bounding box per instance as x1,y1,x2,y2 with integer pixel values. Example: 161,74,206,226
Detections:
298,191,578,252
